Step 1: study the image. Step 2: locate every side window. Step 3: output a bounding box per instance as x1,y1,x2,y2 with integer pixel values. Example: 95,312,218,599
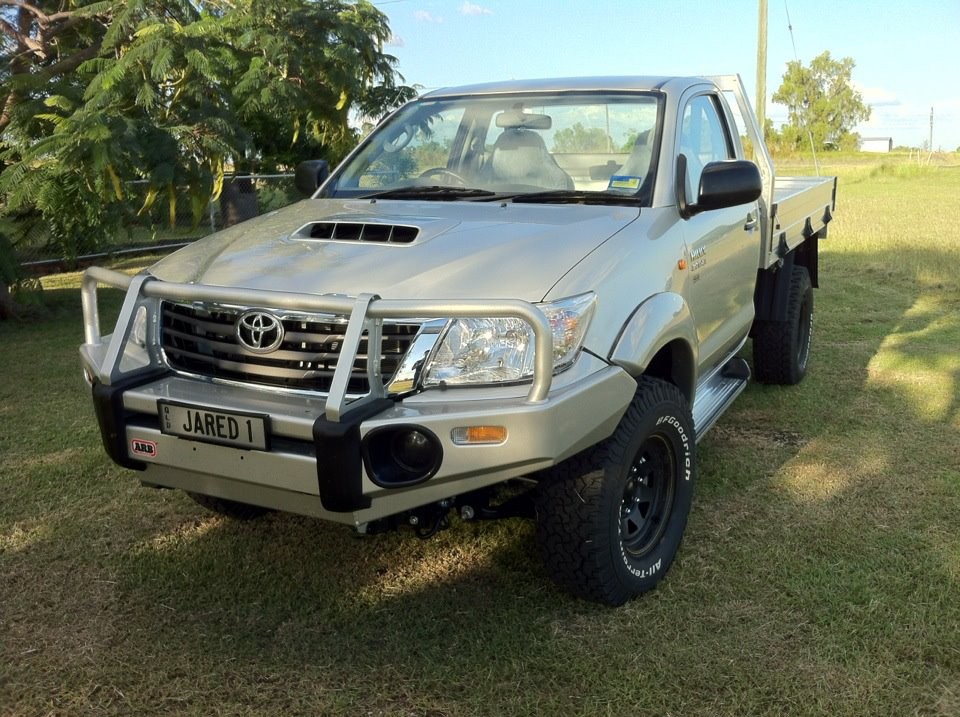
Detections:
679,95,734,199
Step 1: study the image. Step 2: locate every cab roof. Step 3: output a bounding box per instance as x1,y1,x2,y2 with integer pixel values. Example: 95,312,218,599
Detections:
420,76,717,99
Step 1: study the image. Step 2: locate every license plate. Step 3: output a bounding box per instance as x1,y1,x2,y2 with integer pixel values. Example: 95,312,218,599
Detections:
158,402,269,451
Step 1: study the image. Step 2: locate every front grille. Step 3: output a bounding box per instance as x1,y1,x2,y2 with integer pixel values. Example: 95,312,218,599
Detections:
160,302,421,393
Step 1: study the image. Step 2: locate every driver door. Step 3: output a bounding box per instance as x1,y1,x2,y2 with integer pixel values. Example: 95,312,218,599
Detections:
680,93,760,372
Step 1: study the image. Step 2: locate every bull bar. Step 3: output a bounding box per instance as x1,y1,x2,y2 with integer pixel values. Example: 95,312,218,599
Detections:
80,266,556,422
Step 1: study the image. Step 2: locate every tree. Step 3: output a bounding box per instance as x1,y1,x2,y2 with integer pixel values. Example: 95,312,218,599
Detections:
772,51,871,151
0,233,22,318
0,0,414,263
0,1,110,139
552,122,612,153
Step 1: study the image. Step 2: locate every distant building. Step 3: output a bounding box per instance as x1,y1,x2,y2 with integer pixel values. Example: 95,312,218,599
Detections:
860,137,893,153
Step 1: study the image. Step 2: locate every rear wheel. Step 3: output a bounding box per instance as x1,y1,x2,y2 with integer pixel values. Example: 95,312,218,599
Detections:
752,265,813,385
187,492,270,521
535,377,695,606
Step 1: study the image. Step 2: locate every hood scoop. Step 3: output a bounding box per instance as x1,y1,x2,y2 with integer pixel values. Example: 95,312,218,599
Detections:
295,220,419,244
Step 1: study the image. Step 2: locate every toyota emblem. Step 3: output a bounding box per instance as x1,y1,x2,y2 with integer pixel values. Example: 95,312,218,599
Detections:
236,310,284,353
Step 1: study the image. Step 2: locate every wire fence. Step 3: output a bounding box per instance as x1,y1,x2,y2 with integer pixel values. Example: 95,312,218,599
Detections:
10,174,300,276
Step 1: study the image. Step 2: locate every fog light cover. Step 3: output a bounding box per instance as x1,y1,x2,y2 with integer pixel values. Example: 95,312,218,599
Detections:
363,426,443,488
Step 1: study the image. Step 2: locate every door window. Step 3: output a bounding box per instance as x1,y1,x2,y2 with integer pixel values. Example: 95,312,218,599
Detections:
679,95,734,199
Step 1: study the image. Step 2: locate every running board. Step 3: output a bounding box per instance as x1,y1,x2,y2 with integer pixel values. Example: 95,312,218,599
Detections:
692,357,750,440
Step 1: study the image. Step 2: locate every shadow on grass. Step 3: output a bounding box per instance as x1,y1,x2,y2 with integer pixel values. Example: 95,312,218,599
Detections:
687,242,960,711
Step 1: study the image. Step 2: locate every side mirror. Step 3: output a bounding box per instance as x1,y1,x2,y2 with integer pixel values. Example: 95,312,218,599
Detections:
695,160,762,212
294,160,330,196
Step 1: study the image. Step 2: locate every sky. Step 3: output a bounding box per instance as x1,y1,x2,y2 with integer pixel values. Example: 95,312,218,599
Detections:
376,0,960,151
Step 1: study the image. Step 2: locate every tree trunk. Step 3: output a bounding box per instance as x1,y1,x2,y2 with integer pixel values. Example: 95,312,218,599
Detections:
219,177,259,227
0,282,18,320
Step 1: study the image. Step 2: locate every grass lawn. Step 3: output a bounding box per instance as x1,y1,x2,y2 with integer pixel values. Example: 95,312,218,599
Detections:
1,155,958,716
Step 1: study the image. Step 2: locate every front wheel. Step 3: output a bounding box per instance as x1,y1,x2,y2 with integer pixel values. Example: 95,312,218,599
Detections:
535,377,696,606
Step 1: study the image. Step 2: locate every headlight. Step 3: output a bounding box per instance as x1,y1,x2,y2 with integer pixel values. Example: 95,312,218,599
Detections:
421,293,597,387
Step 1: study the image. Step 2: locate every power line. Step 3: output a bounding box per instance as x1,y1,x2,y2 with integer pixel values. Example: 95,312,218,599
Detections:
783,0,799,60
781,0,819,174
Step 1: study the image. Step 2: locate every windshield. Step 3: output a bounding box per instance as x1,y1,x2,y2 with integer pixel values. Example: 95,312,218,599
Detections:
324,91,662,203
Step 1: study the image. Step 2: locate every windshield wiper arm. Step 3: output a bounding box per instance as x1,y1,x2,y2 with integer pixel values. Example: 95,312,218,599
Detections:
510,189,644,205
363,186,497,200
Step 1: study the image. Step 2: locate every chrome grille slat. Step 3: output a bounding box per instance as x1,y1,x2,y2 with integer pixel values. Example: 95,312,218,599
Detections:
164,346,338,381
279,329,347,344
161,302,420,393
162,327,348,364
162,313,236,337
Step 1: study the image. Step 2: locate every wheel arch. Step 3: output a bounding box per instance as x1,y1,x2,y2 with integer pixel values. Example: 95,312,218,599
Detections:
608,293,697,404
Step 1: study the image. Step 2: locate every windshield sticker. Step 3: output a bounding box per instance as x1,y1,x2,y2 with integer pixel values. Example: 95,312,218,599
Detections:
608,175,641,191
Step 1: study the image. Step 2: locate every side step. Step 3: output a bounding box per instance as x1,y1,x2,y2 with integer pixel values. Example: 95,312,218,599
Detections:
691,357,750,440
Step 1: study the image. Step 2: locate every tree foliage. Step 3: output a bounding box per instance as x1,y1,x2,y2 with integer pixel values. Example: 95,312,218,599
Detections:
552,122,612,153
772,51,871,151
0,0,414,258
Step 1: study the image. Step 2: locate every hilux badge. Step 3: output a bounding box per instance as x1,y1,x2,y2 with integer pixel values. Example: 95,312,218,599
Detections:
236,310,284,353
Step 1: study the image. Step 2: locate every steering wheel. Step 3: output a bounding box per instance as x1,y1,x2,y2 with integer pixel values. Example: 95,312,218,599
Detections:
418,168,468,187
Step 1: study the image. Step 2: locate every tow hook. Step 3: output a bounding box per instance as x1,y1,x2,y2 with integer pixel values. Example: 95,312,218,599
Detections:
410,499,453,539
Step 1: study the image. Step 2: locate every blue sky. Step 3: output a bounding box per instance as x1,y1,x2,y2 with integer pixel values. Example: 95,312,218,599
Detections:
377,0,960,151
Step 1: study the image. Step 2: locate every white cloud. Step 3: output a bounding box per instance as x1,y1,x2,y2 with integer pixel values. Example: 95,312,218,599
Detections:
460,2,493,16
387,34,405,47
856,98,960,148
415,10,444,23
856,84,900,108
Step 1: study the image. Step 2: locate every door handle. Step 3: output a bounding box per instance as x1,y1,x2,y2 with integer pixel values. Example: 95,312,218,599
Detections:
744,212,758,231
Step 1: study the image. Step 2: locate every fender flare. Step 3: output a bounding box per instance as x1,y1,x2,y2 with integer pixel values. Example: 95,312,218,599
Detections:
608,292,698,402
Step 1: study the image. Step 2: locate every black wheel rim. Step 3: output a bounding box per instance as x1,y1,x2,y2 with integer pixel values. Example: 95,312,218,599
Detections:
619,435,676,557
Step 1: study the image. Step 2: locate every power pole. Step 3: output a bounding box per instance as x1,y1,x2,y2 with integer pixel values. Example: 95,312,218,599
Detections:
929,107,934,152
756,0,768,132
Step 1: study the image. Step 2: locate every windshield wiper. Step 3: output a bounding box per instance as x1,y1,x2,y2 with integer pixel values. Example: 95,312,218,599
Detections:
510,189,644,205
363,186,497,201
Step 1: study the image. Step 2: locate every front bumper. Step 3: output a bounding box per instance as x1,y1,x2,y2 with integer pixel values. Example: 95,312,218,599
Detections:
80,268,636,526
89,366,634,525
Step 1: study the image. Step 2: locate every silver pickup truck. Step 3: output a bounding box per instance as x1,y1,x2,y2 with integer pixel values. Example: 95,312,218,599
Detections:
80,75,835,605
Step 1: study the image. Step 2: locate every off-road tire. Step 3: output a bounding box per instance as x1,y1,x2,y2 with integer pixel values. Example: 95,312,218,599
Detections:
535,376,696,606
752,265,813,385
187,492,271,520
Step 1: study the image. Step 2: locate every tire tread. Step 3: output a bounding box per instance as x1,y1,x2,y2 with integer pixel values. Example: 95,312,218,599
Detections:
535,376,691,605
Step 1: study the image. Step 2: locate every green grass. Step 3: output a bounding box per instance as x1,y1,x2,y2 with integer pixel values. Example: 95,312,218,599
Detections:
2,156,959,716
